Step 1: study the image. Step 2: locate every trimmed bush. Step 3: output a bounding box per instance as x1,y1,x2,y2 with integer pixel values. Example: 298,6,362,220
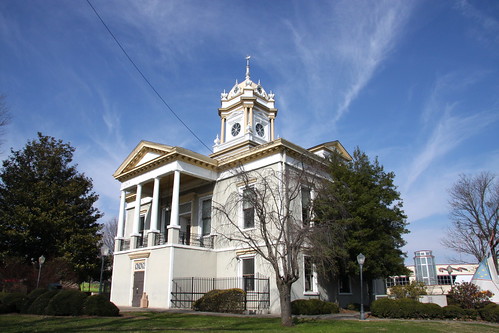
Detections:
193,288,245,314
27,290,59,315
46,290,88,316
418,302,443,319
291,299,340,315
83,294,120,317
479,303,499,323
0,292,26,313
371,298,443,319
443,305,466,319
21,288,48,314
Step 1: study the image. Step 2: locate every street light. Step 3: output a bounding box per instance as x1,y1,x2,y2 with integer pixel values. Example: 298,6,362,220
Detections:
36,255,45,289
357,253,366,320
99,245,110,294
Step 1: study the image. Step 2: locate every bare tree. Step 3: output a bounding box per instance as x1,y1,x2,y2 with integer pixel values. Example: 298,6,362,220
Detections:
213,160,323,326
102,217,118,255
442,172,499,270
0,95,11,147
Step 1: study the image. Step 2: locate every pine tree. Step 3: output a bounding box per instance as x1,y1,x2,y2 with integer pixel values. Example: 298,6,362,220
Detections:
0,133,102,280
312,148,409,280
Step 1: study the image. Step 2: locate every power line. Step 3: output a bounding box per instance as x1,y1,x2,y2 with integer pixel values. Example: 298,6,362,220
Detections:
85,0,211,152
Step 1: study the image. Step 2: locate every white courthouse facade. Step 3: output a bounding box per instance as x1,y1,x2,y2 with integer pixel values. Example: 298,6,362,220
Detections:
109,61,354,313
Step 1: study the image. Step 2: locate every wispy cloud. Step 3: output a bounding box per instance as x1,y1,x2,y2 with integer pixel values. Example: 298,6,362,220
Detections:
455,0,499,46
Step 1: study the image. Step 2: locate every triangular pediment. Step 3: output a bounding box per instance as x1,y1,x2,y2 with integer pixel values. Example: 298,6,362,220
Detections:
308,141,352,161
113,141,174,178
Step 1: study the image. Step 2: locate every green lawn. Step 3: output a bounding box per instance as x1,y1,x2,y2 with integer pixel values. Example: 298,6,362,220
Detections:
0,312,497,333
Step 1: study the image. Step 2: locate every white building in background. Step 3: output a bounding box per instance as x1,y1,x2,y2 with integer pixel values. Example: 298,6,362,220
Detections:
386,250,478,295
109,60,365,313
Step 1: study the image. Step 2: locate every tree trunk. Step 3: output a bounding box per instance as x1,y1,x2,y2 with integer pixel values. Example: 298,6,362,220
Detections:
277,281,293,326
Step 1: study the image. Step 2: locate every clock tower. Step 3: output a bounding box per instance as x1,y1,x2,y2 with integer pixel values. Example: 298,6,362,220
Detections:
212,57,278,157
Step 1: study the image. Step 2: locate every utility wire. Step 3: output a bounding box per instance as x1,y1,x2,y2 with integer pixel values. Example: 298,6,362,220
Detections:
85,0,211,152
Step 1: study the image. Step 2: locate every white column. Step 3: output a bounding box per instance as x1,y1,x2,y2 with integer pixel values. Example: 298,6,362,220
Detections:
169,170,180,227
150,177,160,233
132,183,142,236
117,190,126,238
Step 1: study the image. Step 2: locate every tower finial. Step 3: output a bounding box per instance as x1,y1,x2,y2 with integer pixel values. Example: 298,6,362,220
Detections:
245,55,251,80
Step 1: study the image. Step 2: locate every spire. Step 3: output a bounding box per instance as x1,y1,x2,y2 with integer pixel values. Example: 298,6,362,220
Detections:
245,55,251,81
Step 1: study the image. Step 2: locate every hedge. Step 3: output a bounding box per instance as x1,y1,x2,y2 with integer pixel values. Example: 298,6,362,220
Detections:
20,288,48,314
45,290,88,316
193,288,246,313
479,303,499,323
371,298,444,319
0,292,26,313
291,299,340,315
83,294,120,317
27,290,60,315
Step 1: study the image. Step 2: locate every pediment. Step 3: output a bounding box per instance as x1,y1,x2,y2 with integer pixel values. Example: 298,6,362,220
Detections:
308,141,352,161
113,141,174,178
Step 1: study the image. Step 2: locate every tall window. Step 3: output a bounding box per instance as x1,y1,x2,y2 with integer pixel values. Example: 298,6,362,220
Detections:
242,257,255,291
301,187,311,225
138,215,146,247
201,198,212,236
243,188,255,229
304,256,315,293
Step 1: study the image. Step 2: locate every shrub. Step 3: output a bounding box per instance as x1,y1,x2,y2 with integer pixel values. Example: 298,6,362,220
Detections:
291,299,339,315
193,289,245,314
46,290,88,316
83,294,120,317
389,281,427,300
20,288,47,313
419,302,443,319
371,298,443,319
370,298,394,318
27,290,59,315
479,303,499,323
443,305,466,319
0,292,26,313
447,282,493,309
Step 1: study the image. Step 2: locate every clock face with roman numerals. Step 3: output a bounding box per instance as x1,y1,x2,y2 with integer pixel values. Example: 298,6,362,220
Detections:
231,123,241,136
256,123,264,137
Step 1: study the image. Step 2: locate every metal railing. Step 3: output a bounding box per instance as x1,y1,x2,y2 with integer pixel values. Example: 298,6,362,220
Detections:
179,231,215,249
171,275,270,311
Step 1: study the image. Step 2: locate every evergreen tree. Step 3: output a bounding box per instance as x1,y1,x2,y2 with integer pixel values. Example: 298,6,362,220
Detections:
312,148,408,280
0,133,102,280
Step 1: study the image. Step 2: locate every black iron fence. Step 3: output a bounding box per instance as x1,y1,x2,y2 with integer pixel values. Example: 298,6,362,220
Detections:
171,275,270,311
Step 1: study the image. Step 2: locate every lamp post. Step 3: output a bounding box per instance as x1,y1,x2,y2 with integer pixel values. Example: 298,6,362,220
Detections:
36,255,45,289
99,245,109,294
357,253,366,320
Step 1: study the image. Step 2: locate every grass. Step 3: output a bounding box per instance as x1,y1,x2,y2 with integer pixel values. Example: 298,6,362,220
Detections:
0,312,497,333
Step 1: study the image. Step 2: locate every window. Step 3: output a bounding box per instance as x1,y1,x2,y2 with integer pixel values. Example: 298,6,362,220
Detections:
201,198,212,236
304,256,316,293
243,188,255,229
339,275,351,294
385,276,410,288
437,275,456,285
242,257,255,291
138,215,146,247
301,187,311,225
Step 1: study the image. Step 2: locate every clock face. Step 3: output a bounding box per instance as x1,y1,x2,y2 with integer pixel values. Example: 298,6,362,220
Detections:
256,123,264,137
231,123,241,136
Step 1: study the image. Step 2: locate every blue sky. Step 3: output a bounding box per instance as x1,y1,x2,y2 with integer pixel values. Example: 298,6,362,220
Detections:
1,0,498,264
